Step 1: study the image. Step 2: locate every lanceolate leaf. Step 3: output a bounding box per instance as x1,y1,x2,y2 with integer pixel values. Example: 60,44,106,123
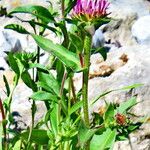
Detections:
69,101,83,115
9,5,54,23
4,24,29,34
21,129,49,145
21,71,37,92
3,75,10,96
69,33,83,52
121,83,143,91
50,103,58,136
31,91,58,102
29,21,60,35
38,72,60,97
32,34,82,72
90,128,116,150
78,122,98,147
104,104,115,127
65,0,77,16
8,53,20,75
117,97,137,114
91,83,143,105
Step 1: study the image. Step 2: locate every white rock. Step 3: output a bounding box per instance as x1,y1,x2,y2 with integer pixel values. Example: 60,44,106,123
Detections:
0,57,9,70
0,27,28,57
108,0,150,18
90,45,150,113
92,28,105,48
132,15,150,45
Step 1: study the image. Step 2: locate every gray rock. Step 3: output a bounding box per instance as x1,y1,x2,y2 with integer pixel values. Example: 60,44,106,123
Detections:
0,81,46,128
88,45,150,115
0,27,28,56
92,28,105,48
0,27,29,70
102,13,137,46
132,15,150,45
108,0,150,18
103,0,150,47
74,45,150,149
91,45,150,149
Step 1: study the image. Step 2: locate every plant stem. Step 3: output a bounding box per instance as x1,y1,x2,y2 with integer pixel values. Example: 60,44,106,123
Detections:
58,72,67,122
0,98,7,150
61,0,65,19
70,78,77,104
58,72,67,150
82,34,92,127
82,34,92,150
6,75,19,116
68,77,72,114
61,0,69,48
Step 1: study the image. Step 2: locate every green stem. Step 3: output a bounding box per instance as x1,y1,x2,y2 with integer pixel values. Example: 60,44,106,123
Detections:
6,75,19,116
70,78,77,104
3,75,19,150
82,34,92,128
57,72,67,150
61,0,69,48
68,77,72,114
82,34,92,150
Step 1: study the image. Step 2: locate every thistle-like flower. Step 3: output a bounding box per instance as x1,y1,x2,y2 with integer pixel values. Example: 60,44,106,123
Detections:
72,0,110,22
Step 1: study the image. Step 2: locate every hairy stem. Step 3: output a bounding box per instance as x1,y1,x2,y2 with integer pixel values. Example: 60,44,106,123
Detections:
82,34,92,127
82,34,92,150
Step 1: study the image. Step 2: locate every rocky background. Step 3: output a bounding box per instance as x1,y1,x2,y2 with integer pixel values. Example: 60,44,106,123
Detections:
0,0,150,149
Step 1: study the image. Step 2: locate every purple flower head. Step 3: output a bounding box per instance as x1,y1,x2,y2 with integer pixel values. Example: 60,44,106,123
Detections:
72,0,110,22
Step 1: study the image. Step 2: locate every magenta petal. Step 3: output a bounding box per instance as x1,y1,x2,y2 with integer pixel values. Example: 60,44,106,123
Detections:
72,0,109,21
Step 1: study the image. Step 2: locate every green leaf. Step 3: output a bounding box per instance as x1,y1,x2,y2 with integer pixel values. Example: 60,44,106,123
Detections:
44,109,53,124
29,21,59,35
69,101,83,115
117,97,137,114
69,33,83,52
4,24,29,34
9,5,54,23
65,0,77,16
7,53,20,75
31,91,58,102
50,103,58,136
21,129,49,145
104,104,115,127
21,71,37,92
91,90,114,105
29,63,48,72
56,60,65,83
97,47,107,61
38,72,60,96
78,122,98,147
91,47,107,61
3,75,10,96
121,83,143,91
13,140,21,150
91,83,143,105
90,128,116,150
31,34,82,72
127,123,141,132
